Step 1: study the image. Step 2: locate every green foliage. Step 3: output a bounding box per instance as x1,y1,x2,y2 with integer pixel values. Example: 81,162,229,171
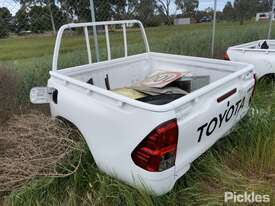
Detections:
6,0,275,35
222,0,274,25
14,7,30,33
234,0,259,25
0,7,12,38
257,0,274,12
110,0,127,20
62,0,132,22
62,0,91,22
134,0,159,26
175,0,199,18
0,7,12,22
29,6,52,33
51,5,67,29
14,3,66,33
156,0,173,25
0,18,9,38
223,1,235,21
12,0,154,28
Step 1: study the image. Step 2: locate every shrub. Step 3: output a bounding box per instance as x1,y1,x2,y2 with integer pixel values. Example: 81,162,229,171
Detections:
0,18,9,38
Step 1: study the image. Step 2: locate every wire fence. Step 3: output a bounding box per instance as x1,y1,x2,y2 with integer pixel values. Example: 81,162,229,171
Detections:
0,0,274,63
0,0,170,38
1,1,274,38
0,0,96,37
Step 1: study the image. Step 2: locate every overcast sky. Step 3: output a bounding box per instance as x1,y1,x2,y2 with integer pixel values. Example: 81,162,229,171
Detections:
199,0,234,10
1,0,234,15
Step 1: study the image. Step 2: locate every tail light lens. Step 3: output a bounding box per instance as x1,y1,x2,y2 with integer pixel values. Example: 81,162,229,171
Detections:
131,119,178,172
224,52,230,60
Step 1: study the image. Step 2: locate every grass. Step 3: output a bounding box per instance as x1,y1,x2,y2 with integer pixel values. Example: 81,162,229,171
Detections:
0,21,275,205
6,83,275,206
0,21,272,62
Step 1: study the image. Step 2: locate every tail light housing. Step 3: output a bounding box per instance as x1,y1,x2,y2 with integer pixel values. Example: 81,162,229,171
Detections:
224,52,230,60
131,119,178,172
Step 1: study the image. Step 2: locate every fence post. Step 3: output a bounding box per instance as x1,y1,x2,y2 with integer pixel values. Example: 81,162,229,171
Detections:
89,0,100,62
267,0,275,39
211,0,217,58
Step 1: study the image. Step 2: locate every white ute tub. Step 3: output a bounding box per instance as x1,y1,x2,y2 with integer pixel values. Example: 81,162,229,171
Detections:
30,20,256,195
226,40,275,79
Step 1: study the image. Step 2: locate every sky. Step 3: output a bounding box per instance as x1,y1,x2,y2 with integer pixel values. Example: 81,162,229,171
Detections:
199,0,234,10
1,0,234,16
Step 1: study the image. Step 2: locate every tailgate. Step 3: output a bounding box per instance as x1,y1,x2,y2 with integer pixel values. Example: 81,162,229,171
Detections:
175,70,255,173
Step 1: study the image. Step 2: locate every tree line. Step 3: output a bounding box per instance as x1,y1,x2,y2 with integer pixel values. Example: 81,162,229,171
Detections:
223,0,273,25
0,0,273,38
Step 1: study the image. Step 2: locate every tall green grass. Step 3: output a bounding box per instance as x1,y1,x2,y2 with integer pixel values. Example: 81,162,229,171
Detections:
1,22,275,205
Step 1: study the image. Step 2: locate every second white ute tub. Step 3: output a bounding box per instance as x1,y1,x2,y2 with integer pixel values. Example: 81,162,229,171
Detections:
226,39,275,79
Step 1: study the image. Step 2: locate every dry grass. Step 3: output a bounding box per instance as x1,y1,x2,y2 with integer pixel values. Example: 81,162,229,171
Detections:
0,111,82,193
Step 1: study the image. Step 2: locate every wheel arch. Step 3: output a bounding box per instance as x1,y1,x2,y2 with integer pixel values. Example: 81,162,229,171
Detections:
55,115,96,162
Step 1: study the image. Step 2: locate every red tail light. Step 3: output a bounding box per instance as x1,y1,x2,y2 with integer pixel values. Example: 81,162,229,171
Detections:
224,52,230,60
131,119,178,172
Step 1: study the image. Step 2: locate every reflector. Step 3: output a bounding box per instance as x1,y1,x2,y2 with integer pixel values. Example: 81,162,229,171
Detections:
30,87,54,104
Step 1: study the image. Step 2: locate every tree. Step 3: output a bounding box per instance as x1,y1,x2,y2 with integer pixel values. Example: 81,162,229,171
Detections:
175,0,199,17
15,0,60,33
0,18,9,38
257,0,273,12
234,0,258,25
0,7,12,20
14,0,67,33
223,1,234,20
136,0,159,26
110,0,127,20
60,0,146,22
60,0,114,22
94,0,113,21
51,5,67,29
0,7,12,38
14,7,30,33
156,0,173,24
47,0,57,34
125,0,139,18
29,6,52,33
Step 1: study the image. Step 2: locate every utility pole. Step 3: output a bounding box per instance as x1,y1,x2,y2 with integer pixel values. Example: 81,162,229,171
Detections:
211,0,217,57
89,0,100,62
267,0,275,39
